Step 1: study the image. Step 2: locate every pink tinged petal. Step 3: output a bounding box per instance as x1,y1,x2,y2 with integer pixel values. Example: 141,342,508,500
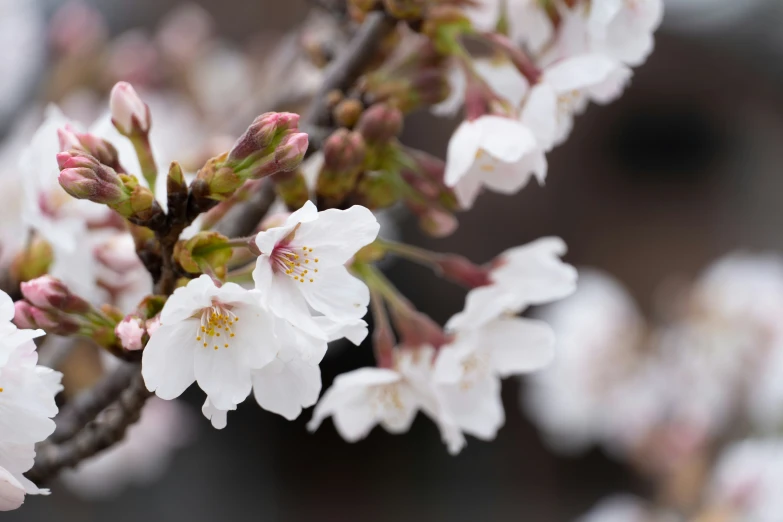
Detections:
0,291,14,323
201,399,233,430
141,321,197,400
252,358,322,420
291,205,380,267
482,318,556,376
299,265,370,322
253,224,295,257
439,376,505,440
0,467,24,511
445,120,483,186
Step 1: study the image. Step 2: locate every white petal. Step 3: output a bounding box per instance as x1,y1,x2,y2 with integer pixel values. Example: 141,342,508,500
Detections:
201,398,233,430
299,265,370,322
482,317,556,376
439,376,505,440
0,291,14,323
476,116,537,163
0,467,24,511
544,53,621,94
314,316,369,346
521,84,559,151
292,205,380,267
253,224,295,257
194,343,252,411
141,321,197,400
444,120,483,187
284,199,319,226
252,357,322,420
159,275,215,325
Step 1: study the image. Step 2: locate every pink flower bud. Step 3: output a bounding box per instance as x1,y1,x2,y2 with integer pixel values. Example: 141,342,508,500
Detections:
229,112,301,163
57,151,127,204
419,208,458,238
14,301,80,335
357,103,403,144
435,255,491,288
21,276,91,314
109,81,150,135
274,132,309,172
116,316,146,351
13,301,37,329
58,125,122,171
145,316,161,337
323,130,367,171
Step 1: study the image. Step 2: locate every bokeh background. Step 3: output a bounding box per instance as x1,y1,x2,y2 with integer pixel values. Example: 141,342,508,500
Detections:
6,0,783,520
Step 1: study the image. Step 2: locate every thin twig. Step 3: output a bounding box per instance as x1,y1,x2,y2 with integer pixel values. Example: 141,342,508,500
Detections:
27,367,151,483
47,363,138,444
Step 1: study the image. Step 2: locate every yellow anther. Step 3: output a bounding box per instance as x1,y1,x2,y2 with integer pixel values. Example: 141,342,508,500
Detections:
214,346,219,350
196,336,201,341
230,333,235,337
315,258,319,262
310,279,314,282
305,260,309,264
203,343,208,347
224,344,229,348
314,269,318,273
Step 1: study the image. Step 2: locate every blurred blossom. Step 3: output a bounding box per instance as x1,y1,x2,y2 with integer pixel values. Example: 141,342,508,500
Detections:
707,438,783,522
0,0,44,125
60,398,195,499
574,495,680,522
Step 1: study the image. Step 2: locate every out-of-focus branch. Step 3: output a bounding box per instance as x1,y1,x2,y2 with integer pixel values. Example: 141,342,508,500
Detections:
27,367,151,484
304,11,396,128
217,10,396,237
47,363,139,444
215,179,277,238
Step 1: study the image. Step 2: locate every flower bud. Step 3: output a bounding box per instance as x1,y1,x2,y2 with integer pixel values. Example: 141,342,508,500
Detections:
228,112,301,164
323,129,367,171
357,103,403,144
392,308,449,349
273,132,309,173
174,231,232,274
58,125,122,172
419,208,458,238
110,81,150,135
332,99,364,128
57,151,128,204
354,172,400,210
116,316,146,351
21,276,91,314
435,255,491,288
14,301,80,335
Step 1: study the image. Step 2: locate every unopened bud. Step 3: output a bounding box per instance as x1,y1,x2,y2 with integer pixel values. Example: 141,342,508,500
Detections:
174,231,232,274
21,276,91,314
145,316,161,337
110,81,150,135
383,0,425,20
58,125,122,172
435,255,491,288
10,237,53,283
323,129,367,171
354,173,400,209
333,99,364,128
274,132,309,172
116,316,146,351
392,307,449,349
229,112,301,163
166,161,188,211
57,151,128,204
418,207,458,238
14,301,80,335
357,103,403,144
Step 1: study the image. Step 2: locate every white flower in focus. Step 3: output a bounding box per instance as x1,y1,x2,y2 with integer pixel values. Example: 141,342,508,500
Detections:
708,438,783,522
524,270,644,453
447,237,577,332
521,54,632,150
444,115,547,209
142,275,278,410
60,398,194,499
252,201,379,334
0,466,25,511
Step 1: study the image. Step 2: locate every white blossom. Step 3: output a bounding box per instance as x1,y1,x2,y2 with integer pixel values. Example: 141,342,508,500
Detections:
444,115,547,209
252,201,379,335
575,494,678,522
142,275,279,410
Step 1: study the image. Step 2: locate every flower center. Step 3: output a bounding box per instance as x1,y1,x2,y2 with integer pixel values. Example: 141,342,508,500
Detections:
270,244,320,284
372,384,405,413
196,303,239,350
459,352,490,390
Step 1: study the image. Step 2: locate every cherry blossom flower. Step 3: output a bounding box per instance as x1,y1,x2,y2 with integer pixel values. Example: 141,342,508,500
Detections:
444,115,547,209
142,275,279,410
446,237,578,332
708,438,783,522
60,398,194,499
308,347,461,450
575,494,677,522
252,200,379,334
464,0,553,56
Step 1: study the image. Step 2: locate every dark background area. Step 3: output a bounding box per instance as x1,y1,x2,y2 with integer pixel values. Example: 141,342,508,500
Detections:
11,0,783,520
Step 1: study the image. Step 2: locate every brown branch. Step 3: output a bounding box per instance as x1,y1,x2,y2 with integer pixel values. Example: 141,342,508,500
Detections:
215,11,397,237
27,366,151,484
47,363,139,444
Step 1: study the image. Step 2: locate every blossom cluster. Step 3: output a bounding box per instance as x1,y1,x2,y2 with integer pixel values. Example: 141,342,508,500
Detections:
0,0,664,510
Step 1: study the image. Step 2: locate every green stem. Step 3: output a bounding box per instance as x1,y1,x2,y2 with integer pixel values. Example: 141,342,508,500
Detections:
376,238,438,267
131,135,158,194
353,262,411,314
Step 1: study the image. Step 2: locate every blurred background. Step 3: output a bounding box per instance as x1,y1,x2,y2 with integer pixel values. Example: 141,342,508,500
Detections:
6,0,783,520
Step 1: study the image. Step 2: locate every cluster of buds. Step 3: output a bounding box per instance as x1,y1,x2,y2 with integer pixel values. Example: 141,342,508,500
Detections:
57,151,162,226
193,112,309,201
316,129,367,208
